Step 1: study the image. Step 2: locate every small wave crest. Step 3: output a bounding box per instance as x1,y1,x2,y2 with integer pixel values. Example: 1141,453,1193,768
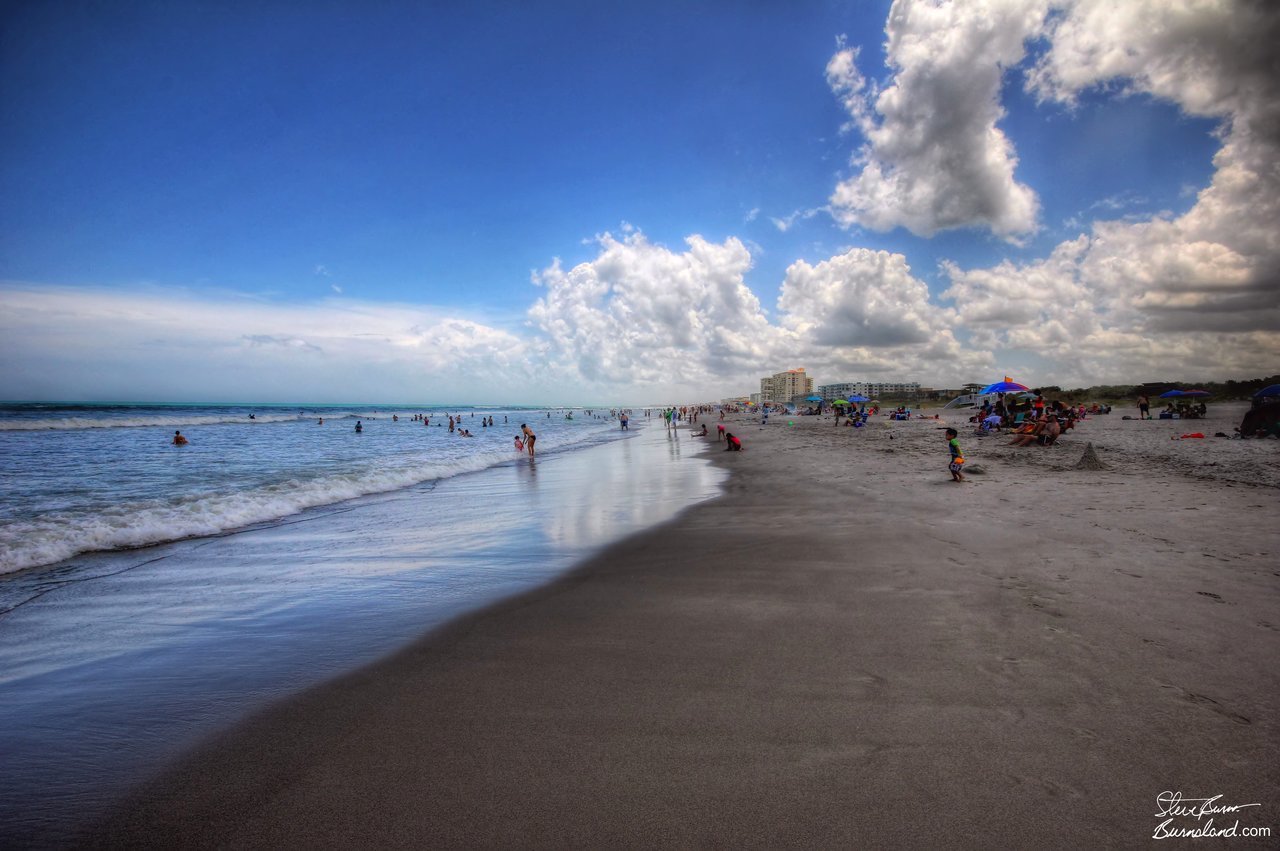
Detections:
0,449,514,574
0,428,623,574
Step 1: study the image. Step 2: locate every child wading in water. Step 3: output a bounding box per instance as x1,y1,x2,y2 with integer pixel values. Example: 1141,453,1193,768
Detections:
945,427,965,482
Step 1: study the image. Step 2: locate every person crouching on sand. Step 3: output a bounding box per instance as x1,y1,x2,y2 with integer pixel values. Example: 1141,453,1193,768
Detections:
724,432,742,451
945,427,964,482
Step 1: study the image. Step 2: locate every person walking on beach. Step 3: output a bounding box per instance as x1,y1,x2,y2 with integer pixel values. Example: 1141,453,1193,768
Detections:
945,427,965,482
620,412,629,430
521,423,536,457
1138,394,1151,419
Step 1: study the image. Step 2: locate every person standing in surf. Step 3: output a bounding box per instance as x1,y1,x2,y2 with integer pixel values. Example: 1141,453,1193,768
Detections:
521,423,537,457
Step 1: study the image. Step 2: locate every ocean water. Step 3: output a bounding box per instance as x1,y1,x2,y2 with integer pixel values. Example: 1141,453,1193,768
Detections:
0,406,724,846
0,402,621,574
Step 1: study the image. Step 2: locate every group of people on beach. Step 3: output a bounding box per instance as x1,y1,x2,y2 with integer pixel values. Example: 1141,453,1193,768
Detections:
965,393,1092,446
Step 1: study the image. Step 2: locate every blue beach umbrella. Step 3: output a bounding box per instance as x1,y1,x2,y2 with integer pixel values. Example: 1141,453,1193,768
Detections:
846,395,870,403
805,395,823,402
979,379,1029,394
1158,389,1185,398
1254,384,1280,399
1182,390,1211,398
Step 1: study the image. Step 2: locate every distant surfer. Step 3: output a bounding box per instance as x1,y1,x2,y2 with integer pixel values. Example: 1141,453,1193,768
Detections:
172,430,188,446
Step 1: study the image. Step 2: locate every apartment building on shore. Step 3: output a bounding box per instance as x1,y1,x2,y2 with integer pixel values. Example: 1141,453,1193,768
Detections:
817,381,922,400
760,368,815,405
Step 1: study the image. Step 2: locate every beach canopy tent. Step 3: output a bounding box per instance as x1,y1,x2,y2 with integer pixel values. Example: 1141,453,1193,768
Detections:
1240,389,1280,437
979,378,1029,394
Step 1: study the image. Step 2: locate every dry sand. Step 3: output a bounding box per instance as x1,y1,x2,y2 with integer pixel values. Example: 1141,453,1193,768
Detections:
87,404,1279,848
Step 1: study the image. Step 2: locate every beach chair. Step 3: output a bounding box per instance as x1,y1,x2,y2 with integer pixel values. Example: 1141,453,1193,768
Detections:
1012,412,1025,426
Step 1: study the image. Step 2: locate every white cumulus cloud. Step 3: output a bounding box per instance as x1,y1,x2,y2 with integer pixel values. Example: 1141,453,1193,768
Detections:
827,0,1047,238
937,0,1279,383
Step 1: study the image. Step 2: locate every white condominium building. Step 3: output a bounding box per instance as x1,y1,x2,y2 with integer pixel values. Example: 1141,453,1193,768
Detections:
818,381,921,399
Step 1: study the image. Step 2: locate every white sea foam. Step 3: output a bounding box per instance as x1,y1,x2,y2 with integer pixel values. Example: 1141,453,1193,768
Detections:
0,441,570,575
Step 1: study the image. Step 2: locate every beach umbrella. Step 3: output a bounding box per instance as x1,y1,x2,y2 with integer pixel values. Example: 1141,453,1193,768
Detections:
847,395,870,403
1254,384,1280,399
1158,389,1185,398
1182,390,1211,398
805,395,823,402
978,378,1029,394
832,399,850,406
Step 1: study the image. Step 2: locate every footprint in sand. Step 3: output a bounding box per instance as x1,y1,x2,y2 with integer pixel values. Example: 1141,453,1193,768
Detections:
1196,591,1226,603
1029,600,1065,617
1183,691,1252,725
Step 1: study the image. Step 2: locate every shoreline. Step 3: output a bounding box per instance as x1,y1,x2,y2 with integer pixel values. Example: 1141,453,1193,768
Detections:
84,409,1280,847
0,422,724,847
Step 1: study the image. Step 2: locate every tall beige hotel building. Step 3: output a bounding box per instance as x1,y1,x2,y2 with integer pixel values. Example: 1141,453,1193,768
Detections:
760,368,814,405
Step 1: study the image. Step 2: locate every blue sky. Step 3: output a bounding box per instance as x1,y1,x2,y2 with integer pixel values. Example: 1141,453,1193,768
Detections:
2,1,1275,403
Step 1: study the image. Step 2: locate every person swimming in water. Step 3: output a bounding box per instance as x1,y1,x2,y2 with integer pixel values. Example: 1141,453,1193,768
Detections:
355,421,363,433
172,430,188,445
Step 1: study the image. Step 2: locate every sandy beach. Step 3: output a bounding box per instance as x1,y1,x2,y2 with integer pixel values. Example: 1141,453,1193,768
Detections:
86,405,1279,848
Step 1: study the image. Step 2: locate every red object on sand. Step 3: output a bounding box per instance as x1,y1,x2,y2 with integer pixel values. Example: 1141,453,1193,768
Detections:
1181,433,1205,439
